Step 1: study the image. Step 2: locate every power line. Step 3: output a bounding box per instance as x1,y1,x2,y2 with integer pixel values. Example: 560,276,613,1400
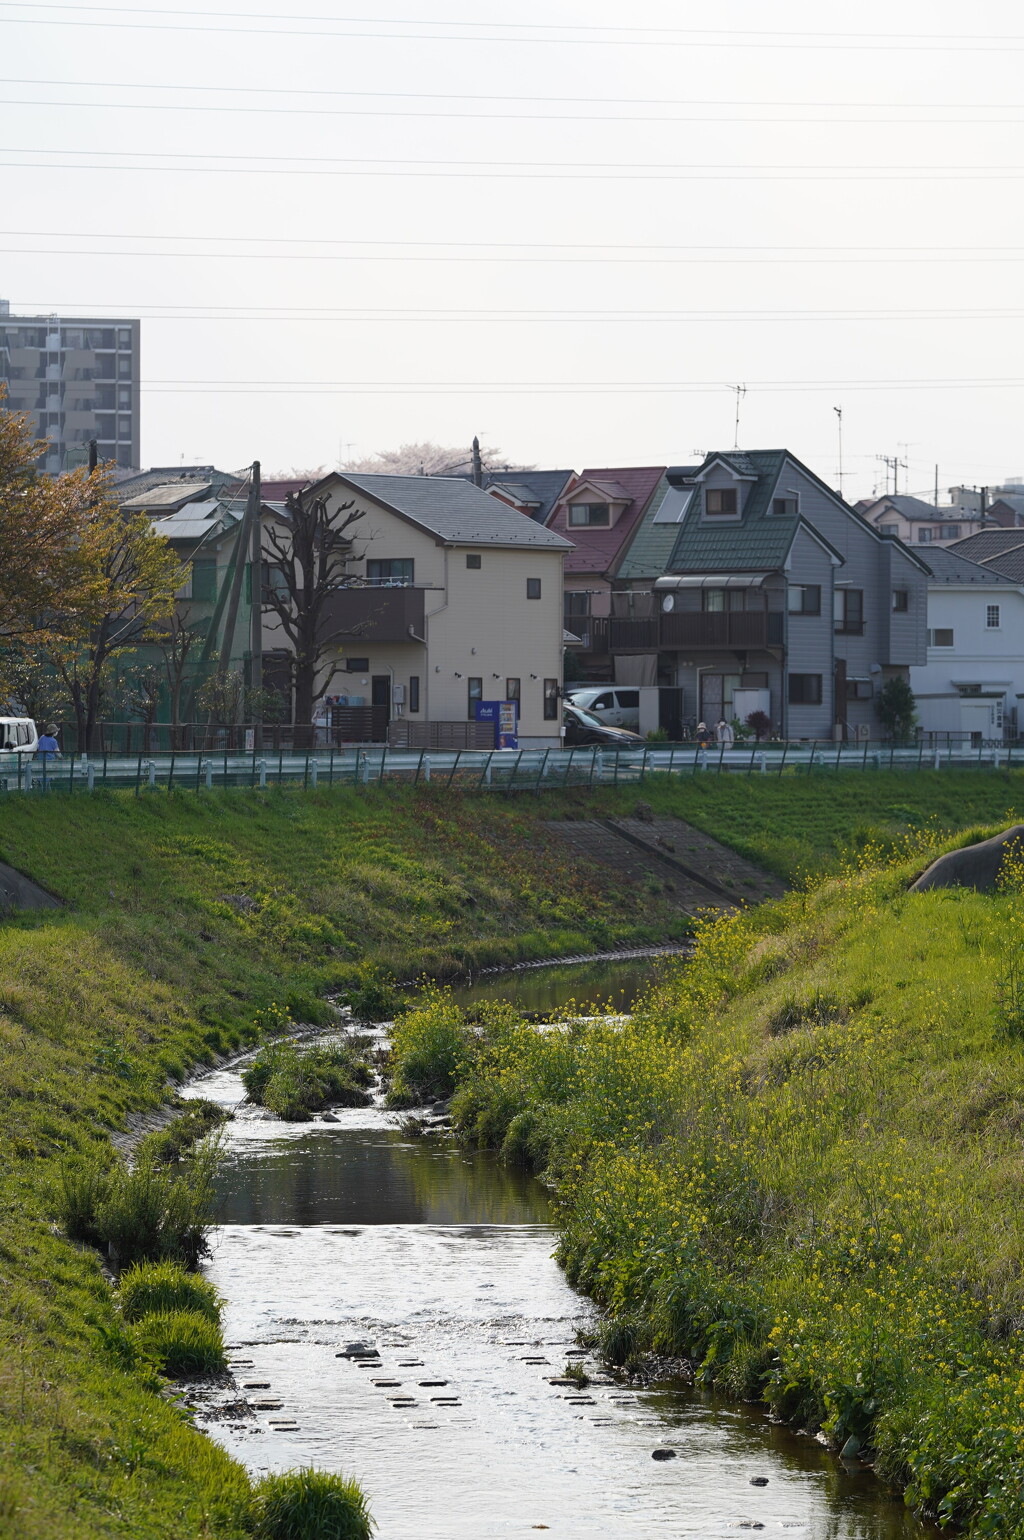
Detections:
6,243,1024,265
6,150,1024,181
2,5,1022,50
4,91,1024,126
9,230,1024,254
12,302,1024,321
5,76,1021,113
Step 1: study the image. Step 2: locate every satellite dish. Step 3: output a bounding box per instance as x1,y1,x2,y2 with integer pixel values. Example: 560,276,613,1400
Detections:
661,594,675,612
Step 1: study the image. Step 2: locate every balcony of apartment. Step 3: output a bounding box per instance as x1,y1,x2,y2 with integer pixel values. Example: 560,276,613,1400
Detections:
581,609,783,655
317,583,426,644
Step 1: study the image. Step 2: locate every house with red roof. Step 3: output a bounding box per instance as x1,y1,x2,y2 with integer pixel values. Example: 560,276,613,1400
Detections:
546,466,666,677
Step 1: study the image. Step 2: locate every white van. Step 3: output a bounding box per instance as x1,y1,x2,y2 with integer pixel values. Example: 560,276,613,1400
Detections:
0,719,38,755
564,686,641,731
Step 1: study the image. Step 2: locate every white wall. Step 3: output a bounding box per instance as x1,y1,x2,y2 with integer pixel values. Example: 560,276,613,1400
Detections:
911,582,1024,739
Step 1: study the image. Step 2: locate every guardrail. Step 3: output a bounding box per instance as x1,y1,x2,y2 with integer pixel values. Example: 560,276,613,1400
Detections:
2,737,1022,797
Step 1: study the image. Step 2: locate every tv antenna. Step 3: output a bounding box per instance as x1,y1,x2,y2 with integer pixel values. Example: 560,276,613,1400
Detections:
833,406,844,496
731,384,746,450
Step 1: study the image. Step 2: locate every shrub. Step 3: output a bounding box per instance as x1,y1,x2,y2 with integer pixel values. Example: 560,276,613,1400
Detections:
251,1468,375,1540
118,1260,223,1324
340,961,401,1023
130,1308,227,1377
135,1100,227,1166
54,1145,216,1267
242,1040,373,1121
386,986,476,1106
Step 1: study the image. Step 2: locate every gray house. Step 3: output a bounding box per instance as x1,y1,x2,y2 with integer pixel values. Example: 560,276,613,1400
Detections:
582,450,929,739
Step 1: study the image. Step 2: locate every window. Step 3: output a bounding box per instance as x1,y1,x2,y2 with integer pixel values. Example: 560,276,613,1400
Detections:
772,497,798,517
941,525,962,540
465,553,481,569
527,578,542,600
879,523,899,537
117,328,131,349
191,558,217,602
789,673,823,705
787,584,821,615
117,357,131,378
928,628,954,647
617,690,640,708
568,503,611,527
506,678,520,706
892,589,909,612
345,657,370,672
366,558,414,586
834,589,864,635
705,487,737,516
847,679,873,701
262,561,288,601
408,676,420,713
467,677,483,719
987,604,1001,629
543,678,559,720
117,387,131,410
564,591,591,618
917,528,933,543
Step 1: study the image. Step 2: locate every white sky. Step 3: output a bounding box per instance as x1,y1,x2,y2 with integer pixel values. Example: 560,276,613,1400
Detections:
2,0,1023,500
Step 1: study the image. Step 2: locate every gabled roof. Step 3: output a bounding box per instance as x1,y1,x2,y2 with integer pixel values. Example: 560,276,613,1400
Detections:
477,469,574,524
971,548,1024,583
122,482,214,512
566,476,632,502
316,471,573,549
949,530,1024,562
547,465,666,575
666,450,792,571
115,466,238,505
920,546,1017,585
861,494,944,522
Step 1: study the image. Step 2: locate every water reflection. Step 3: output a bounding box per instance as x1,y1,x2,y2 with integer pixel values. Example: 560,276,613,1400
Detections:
214,1129,550,1227
446,950,686,1016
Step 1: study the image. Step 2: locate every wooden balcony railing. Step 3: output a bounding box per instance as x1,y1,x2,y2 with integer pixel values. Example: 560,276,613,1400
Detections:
582,610,784,655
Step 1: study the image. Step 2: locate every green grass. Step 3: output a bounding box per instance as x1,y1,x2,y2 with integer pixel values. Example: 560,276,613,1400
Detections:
446,817,1024,1535
251,1469,374,1540
241,1039,373,1120
118,1261,223,1325
1,772,1023,1537
129,1308,227,1377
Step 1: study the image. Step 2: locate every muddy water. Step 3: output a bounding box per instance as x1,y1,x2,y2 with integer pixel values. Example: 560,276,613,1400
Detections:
187,993,931,1539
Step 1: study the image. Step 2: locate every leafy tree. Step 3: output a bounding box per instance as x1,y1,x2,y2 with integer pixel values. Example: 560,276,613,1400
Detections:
41,506,182,751
260,486,367,733
875,675,917,742
745,709,772,742
0,389,111,666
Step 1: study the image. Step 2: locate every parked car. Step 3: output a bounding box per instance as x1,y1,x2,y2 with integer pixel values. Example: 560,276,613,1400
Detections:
562,703,645,748
564,686,641,732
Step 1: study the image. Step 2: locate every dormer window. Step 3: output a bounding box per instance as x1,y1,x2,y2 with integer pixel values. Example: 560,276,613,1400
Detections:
772,497,798,517
568,503,611,527
705,488,737,516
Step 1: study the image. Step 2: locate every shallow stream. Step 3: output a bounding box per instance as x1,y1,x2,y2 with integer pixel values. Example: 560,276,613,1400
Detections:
184,956,932,1539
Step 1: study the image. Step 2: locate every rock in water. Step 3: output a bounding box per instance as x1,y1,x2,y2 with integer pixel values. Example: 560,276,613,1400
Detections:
910,824,1024,893
651,1448,677,1461
749,1475,769,1486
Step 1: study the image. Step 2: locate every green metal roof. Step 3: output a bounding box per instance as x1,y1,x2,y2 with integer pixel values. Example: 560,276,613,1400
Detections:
613,475,674,579
666,450,794,572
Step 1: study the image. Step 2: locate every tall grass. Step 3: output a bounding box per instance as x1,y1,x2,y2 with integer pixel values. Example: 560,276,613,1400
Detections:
130,1309,227,1377
54,1142,217,1268
251,1468,374,1540
241,1039,372,1120
448,827,1024,1535
118,1260,223,1324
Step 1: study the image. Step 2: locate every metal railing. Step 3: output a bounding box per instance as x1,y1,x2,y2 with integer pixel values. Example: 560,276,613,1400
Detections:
5,735,1022,799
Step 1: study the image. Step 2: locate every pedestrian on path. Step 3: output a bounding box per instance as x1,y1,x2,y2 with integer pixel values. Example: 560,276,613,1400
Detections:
36,725,61,760
695,721,714,749
716,718,734,747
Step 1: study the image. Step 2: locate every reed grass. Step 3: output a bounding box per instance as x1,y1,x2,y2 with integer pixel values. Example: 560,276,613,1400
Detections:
117,1260,223,1325
251,1468,375,1540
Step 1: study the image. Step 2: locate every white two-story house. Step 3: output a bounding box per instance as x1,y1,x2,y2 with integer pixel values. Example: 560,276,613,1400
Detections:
910,546,1024,744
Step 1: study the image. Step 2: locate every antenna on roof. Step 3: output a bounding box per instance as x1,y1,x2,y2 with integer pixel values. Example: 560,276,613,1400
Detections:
833,406,844,496
731,384,746,450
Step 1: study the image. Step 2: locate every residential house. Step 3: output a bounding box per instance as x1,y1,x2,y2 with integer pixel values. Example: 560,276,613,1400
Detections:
909,546,1023,744
544,466,666,678
271,472,572,746
576,450,929,739
479,469,575,525
855,493,989,549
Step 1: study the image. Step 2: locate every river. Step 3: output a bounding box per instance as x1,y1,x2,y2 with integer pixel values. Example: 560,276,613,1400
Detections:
182,956,932,1539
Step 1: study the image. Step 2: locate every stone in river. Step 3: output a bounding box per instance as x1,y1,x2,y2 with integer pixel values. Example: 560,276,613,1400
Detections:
337,1343,380,1359
651,1448,677,1461
749,1476,769,1486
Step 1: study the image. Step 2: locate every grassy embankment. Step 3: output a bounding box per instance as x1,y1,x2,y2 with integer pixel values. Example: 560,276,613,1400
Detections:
1,771,1023,1538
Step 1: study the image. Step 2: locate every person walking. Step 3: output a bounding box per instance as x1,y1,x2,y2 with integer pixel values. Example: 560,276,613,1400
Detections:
716,718,735,748
695,721,714,750
36,725,61,761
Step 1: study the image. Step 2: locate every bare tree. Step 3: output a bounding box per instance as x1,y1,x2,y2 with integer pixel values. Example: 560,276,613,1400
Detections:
153,608,206,746
261,486,367,735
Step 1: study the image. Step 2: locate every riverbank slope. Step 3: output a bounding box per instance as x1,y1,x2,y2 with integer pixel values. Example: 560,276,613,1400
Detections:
1,772,1023,1537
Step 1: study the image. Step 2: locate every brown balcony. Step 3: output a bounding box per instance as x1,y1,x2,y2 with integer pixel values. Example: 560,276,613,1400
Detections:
583,610,783,655
319,585,426,644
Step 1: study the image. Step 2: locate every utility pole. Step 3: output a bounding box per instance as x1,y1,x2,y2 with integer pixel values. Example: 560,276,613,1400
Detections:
87,438,97,473
833,406,844,496
471,435,483,487
934,464,939,507
217,460,260,689
731,384,746,450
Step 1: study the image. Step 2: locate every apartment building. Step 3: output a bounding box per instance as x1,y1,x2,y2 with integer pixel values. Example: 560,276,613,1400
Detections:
0,300,140,472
